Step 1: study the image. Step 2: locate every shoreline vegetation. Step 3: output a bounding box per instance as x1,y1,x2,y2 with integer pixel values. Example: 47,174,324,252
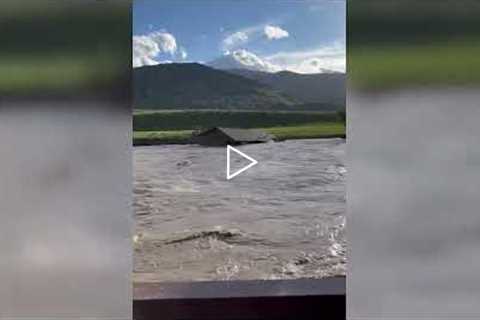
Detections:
133,110,345,146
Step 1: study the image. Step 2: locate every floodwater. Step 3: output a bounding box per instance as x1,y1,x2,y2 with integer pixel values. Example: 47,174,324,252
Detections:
133,139,346,282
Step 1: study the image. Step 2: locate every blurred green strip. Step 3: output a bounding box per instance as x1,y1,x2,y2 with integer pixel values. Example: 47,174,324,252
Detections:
0,55,122,94
349,39,480,90
348,0,480,46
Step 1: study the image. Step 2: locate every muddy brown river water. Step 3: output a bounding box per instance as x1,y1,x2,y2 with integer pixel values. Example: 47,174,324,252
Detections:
133,138,346,282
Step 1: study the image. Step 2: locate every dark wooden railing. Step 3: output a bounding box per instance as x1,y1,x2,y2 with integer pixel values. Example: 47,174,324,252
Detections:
133,277,345,320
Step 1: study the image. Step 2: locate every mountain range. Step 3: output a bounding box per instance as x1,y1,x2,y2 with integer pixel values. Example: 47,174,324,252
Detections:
225,68,345,106
134,60,345,111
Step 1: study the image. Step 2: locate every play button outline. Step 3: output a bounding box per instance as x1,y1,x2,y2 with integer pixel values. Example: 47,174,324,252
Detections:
226,145,258,180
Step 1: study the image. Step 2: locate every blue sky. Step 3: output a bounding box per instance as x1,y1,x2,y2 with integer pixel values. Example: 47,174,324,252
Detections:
133,1,345,73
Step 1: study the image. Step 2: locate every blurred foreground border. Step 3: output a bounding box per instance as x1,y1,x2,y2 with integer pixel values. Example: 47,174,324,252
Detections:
0,0,131,100
348,0,480,91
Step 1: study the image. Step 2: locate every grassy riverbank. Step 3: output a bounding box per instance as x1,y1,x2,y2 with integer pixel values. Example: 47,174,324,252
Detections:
133,122,345,146
133,110,342,131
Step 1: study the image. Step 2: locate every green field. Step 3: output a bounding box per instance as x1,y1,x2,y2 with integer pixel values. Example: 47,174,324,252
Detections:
133,130,193,145
133,110,345,145
264,122,345,140
133,122,345,145
133,110,342,131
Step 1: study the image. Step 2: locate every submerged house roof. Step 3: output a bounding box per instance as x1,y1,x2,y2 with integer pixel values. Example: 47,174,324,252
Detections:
192,127,274,146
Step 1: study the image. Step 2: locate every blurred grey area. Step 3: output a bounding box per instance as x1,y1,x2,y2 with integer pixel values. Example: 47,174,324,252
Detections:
348,90,480,319
0,1,132,319
348,1,480,319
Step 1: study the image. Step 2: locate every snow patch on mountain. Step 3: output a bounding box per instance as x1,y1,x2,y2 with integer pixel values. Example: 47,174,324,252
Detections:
208,49,341,74
208,50,280,73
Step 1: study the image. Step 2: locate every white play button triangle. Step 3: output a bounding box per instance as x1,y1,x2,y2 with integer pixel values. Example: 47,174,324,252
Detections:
226,145,258,180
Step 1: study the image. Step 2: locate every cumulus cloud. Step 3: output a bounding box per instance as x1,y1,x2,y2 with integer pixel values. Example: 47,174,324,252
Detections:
133,35,160,67
133,31,183,68
264,25,289,40
222,31,250,52
152,32,177,54
222,23,290,51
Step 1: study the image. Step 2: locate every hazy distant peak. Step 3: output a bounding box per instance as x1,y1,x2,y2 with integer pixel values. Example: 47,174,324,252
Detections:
208,49,280,73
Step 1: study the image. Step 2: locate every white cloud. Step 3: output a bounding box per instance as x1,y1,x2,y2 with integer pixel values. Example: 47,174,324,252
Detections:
221,21,293,51
221,23,289,51
152,32,177,55
222,31,250,51
222,23,271,51
132,31,180,68
265,44,346,73
264,25,289,40
133,36,160,67
179,47,188,60
209,43,345,74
